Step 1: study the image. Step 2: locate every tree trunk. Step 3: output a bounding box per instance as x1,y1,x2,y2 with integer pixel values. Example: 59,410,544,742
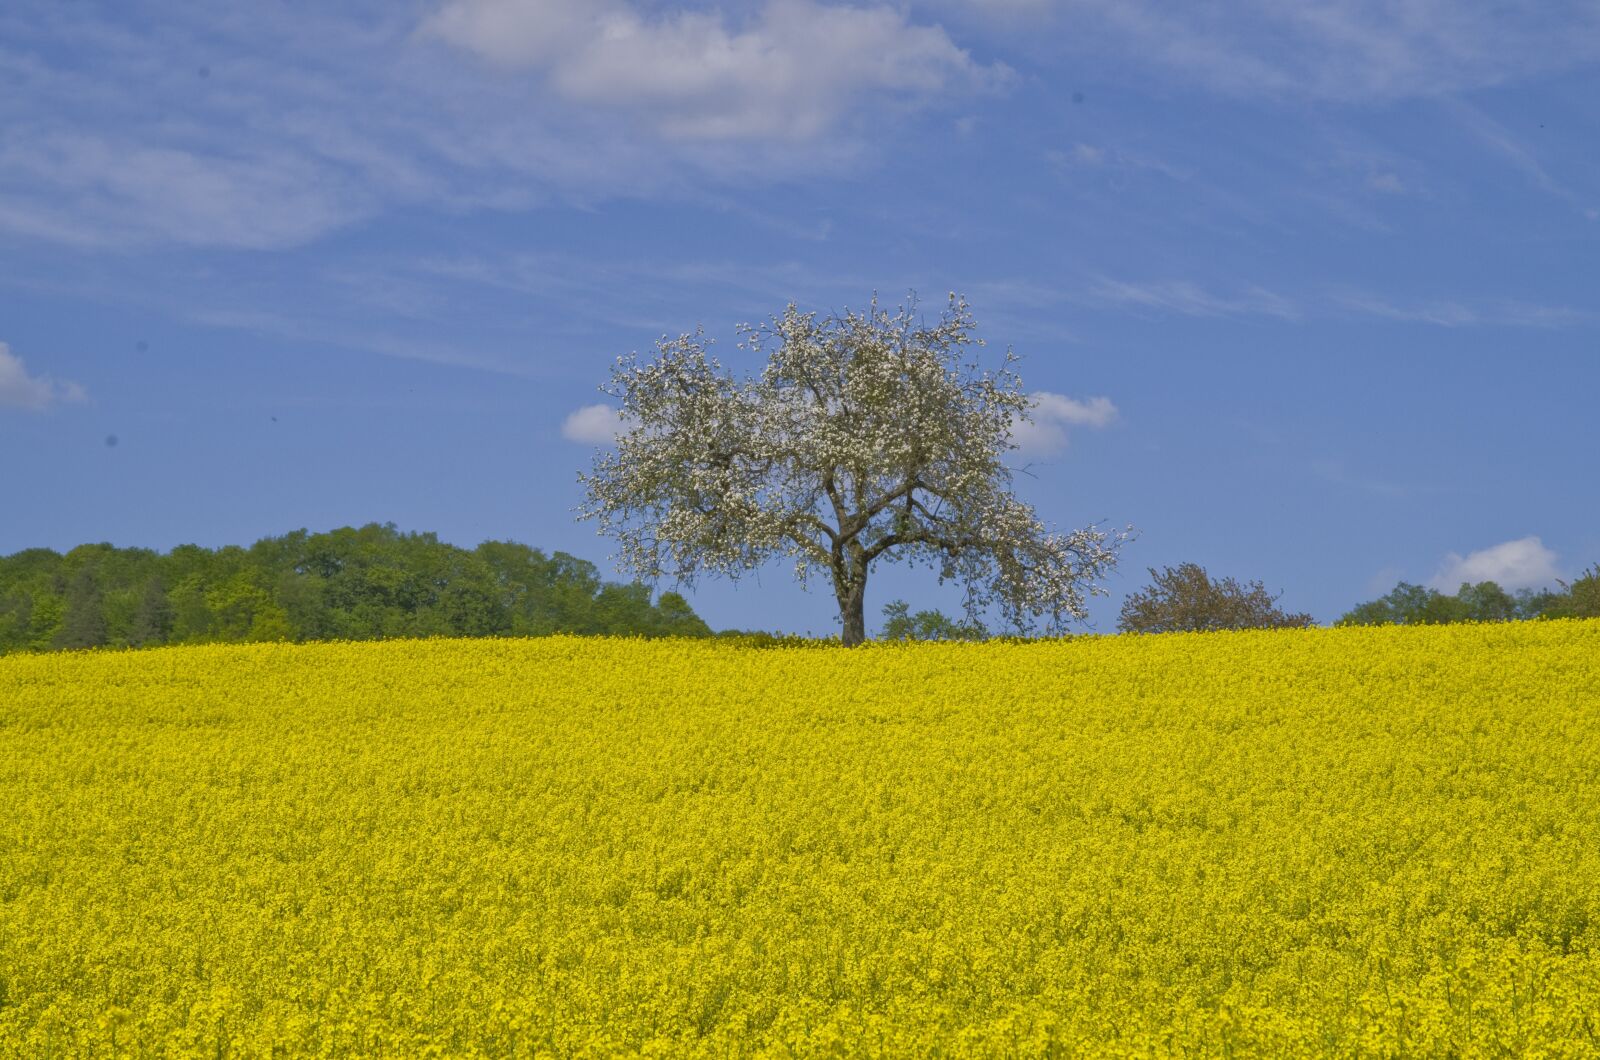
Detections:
835,566,868,647
839,584,867,646
831,536,870,646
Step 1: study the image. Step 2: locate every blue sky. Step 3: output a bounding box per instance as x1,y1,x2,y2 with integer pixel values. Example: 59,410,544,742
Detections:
2,0,1598,634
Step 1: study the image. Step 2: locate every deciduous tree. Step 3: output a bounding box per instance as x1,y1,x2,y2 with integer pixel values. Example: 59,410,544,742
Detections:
578,294,1128,645
1119,562,1313,634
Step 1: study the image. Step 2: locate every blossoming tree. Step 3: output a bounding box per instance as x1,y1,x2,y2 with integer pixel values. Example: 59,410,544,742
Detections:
577,294,1128,645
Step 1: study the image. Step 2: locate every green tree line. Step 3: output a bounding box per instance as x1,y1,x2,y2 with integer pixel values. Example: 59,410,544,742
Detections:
0,523,713,654
1337,569,1600,626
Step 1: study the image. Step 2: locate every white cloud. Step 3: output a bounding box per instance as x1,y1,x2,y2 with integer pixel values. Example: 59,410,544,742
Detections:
0,2,1002,251
425,0,1003,141
0,341,86,410
1033,392,1117,427
561,403,627,444
1011,392,1117,455
1429,536,1561,591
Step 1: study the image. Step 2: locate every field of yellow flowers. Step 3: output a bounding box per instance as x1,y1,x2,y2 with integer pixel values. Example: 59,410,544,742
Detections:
2,621,1599,1057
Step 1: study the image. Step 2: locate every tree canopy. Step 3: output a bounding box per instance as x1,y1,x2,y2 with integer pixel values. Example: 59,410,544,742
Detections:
0,523,712,654
1338,569,1600,626
579,294,1128,645
1118,563,1314,634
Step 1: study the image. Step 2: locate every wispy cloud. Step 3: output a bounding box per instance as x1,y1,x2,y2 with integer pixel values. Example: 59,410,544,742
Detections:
1331,292,1590,328
1366,172,1406,194
403,249,1596,342
1084,278,1300,320
398,250,1593,342
1311,459,1411,499
1437,98,1597,218
1079,275,1586,330
186,308,541,378
1429,535,1561,591
1049,143,1105,168
0,340,86,411
936,1,1600,101
0,6,420,249
1440,99,1564,195
0,133,374,250
1044,142,1189,193
406,253,866,336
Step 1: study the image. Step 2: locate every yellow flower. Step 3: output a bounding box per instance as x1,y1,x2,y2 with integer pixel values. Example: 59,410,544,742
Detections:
1,621,1598,1056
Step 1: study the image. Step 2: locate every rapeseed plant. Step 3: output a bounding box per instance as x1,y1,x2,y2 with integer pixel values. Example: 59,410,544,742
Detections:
2,622,1598,1056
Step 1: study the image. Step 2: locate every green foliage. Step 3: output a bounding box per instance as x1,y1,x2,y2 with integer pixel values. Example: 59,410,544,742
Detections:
879,600,989,642
26,593,64,652
130,577,174,646
55,567,108,650
1338,576,1592,626
654,591,714,638
1551,565,1600,619
0,524,715,655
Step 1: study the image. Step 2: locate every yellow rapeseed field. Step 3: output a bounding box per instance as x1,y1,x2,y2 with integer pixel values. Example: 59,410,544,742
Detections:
2,621,1599,1057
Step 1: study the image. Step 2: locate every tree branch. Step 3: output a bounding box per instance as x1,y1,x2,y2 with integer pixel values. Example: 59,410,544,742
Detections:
858,475,923,526
863,526,981,563
788,511,838,546
821,468,849,532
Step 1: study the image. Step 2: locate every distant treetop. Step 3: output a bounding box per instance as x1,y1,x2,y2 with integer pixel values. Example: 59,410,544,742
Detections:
1118,563,1314,634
